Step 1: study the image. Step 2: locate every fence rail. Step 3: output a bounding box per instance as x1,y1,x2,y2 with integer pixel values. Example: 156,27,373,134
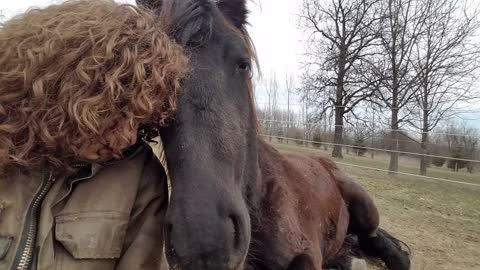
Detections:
334,161,480,188
259,118,480,138
261,134,480,164
260,134,480,188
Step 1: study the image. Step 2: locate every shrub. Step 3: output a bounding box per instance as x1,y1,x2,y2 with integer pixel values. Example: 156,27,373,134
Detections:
432,157,446,167
447,147,469,172
287,128,304,145
312,132,323,148
353,136,367,157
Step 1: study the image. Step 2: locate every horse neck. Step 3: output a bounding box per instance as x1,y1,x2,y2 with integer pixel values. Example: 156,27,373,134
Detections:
249,136,284,215
255,136,283,181
247,136,290,248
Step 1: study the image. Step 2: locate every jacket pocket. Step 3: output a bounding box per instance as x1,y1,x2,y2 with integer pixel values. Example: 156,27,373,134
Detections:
55,211,129,259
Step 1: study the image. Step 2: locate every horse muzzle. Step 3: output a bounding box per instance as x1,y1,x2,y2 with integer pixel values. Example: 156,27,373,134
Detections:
163,192,250,270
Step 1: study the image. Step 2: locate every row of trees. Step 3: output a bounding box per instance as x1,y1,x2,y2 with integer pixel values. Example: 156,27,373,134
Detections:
256,103,480,173
296,0,480,175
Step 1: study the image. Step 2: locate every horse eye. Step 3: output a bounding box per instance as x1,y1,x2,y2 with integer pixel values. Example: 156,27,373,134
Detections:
238,62,250,71
237,61,252,77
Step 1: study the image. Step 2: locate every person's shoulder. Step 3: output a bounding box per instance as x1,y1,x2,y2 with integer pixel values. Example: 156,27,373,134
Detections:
94,140,165,187
122,140,164,176
102,140,156,165
130,141,167,190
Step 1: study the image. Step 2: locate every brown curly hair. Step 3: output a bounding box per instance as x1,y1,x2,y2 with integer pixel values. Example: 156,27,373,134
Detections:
0,0,189,176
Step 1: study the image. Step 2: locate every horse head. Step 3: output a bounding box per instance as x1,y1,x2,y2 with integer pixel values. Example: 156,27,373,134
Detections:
138,0,258,269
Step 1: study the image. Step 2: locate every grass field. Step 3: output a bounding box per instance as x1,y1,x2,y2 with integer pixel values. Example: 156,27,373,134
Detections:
271,140,480,270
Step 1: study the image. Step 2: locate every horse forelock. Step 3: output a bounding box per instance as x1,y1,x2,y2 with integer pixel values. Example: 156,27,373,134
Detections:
159,0,214,46
160,0,259,130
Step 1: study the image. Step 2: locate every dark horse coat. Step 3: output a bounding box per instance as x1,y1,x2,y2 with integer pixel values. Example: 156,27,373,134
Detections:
252,138,409,269
137,0,412,269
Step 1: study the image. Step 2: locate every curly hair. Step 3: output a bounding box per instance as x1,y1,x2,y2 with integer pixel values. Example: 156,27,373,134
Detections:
0,0,189,176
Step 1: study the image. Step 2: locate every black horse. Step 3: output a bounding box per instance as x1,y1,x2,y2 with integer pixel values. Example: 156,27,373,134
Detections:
137,0,411,269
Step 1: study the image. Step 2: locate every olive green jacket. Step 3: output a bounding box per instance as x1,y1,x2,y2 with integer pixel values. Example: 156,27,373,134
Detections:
0,142,168,270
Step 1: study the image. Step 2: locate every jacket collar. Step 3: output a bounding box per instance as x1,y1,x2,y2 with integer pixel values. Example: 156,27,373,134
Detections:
70,140,147,181
52,140,148,208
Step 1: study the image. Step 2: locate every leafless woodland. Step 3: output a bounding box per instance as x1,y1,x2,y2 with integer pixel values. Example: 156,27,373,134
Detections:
255,0,480,176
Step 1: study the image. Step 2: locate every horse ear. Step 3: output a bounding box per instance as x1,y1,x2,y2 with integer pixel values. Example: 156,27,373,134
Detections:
217,0,249,29
163,0,214,47
136,0,162,11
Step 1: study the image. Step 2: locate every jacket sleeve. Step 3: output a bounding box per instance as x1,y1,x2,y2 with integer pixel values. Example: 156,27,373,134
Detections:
114,148,169,270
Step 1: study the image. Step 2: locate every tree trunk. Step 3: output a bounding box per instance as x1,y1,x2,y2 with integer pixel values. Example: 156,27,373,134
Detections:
420,107,429,176
268,95,272,142
286,89,290,144
332,48,346,159
304,90,310,147
371,111,375,159
419,134,429,175
332,106,345,158
388,30,399,175
346,125,350,155
419,62,430,176
388,108,399,174
323,117,328,151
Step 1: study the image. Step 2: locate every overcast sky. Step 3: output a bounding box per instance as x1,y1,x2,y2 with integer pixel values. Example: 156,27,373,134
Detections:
1,0,479,129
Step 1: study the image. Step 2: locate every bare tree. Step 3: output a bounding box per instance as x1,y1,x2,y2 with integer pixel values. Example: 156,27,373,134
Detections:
285,72,296,143
299,0,383,158
374,0,426,174
408,0,480,175
265,73,280,140
252,73,262,108
301,82,314,145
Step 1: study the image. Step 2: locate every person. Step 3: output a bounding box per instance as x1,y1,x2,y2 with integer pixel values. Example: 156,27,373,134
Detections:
0,1,188,269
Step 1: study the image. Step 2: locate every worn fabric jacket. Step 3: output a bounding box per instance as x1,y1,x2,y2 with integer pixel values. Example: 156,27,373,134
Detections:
0,142,168,270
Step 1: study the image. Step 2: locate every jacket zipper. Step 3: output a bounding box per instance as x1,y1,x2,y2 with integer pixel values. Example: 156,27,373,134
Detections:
11,171,55,270
72,163,88,168
51,163,93,207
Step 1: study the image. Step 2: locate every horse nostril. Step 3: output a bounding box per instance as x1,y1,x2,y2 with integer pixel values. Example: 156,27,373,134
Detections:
229,214,242,251
165,222,173,246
